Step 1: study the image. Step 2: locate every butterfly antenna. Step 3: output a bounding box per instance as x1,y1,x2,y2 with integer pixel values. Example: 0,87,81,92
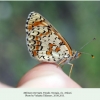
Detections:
79,38,96,58
79,38,96,50
80,52,94,58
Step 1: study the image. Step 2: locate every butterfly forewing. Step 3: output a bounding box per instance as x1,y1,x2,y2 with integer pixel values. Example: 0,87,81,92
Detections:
26,11,72,63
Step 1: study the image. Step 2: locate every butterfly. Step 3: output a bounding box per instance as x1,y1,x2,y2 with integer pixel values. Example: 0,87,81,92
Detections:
25,11,82,77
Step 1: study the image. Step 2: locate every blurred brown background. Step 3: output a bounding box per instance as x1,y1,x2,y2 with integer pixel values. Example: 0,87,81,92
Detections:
0,1,99,87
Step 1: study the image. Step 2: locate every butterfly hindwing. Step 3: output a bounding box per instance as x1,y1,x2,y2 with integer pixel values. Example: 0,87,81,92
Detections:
26,11,72,63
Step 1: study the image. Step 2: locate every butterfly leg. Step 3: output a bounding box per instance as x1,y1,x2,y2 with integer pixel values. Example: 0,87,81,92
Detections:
68,63,73,77
58,58,67,66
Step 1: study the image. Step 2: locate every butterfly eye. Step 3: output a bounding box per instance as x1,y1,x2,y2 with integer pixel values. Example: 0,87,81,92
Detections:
78,53,81,57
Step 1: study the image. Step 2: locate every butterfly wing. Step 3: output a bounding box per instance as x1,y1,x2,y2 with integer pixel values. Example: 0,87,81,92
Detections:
25,11,72,63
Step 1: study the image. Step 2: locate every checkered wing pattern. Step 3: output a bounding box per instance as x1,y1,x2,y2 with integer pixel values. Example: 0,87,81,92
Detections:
25,11,72,63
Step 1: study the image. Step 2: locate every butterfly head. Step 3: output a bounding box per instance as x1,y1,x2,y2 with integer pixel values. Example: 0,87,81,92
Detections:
72,50,81,60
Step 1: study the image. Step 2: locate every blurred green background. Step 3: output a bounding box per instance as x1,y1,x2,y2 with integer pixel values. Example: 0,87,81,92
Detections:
0,1,99,87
